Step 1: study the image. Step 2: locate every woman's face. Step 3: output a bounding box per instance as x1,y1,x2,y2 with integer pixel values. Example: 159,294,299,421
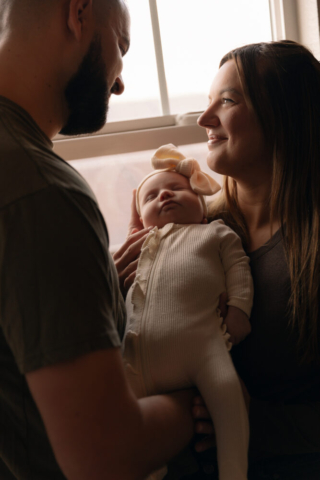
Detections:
198,60,272,183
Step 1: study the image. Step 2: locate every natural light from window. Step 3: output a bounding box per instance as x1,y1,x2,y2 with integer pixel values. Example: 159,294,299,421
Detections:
108,0,272,122
70,0,273,247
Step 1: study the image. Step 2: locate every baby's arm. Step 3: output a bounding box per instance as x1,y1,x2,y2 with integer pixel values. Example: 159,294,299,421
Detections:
215,220,254,344
225,305,251,345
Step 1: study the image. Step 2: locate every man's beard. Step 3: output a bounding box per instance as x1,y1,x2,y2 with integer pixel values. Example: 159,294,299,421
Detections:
60,35,109,136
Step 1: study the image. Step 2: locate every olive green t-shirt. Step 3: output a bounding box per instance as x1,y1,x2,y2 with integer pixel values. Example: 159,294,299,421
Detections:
0,96,125,479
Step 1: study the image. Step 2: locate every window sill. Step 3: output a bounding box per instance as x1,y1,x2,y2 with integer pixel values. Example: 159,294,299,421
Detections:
52,113,207,161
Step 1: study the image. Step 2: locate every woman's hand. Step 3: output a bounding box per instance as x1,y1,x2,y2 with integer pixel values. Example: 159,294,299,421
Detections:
113,228,152,296
189,293,225,452
239,378,251,412
113,190,152,296
192,395,216,452
219,293,251,345
218,291,228,319
190,293,251,453
225,306,251,345
127,189,144,236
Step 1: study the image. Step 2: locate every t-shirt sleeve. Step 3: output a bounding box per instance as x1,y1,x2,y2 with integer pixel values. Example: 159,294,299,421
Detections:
214,220,254,317
0,185,123,373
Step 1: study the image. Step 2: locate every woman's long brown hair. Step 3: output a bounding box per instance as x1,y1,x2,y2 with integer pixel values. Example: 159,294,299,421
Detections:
209,41,320,363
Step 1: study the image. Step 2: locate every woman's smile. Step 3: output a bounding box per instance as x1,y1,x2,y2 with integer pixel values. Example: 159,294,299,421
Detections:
198,60,271,180
207,134,228,147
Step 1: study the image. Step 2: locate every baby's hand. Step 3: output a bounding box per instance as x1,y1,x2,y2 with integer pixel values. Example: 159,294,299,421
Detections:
224,306,251,345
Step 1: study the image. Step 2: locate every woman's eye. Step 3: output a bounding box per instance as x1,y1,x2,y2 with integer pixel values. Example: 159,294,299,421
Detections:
222,97,234,104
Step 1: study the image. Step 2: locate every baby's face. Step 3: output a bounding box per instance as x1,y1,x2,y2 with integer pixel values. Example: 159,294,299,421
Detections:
138,171,205,228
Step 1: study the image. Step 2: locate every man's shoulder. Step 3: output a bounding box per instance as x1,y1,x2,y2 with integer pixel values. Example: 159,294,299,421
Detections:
0,131,96,212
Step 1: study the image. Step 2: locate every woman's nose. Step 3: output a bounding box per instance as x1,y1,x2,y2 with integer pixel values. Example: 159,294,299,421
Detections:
197,107,220,128
111,75,125,96
160,189,174,201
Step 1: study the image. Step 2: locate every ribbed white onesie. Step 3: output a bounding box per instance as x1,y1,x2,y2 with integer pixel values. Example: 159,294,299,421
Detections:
123,220,253,480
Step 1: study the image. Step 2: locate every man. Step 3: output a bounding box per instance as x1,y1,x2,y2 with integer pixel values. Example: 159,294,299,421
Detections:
0,1,197,478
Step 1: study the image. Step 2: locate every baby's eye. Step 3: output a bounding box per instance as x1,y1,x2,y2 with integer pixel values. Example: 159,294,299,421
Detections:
145,194,155,202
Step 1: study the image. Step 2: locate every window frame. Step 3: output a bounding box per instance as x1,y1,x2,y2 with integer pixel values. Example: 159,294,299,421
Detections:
53,0,320,161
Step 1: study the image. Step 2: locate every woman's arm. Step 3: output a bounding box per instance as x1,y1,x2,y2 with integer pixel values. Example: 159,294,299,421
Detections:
216,221,253,343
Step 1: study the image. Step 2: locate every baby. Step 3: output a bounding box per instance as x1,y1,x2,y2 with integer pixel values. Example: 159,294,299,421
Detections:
122,144,253,480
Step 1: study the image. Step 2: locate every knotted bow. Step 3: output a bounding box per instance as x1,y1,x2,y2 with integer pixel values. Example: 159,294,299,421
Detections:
136,144,221,216
151,144,221,196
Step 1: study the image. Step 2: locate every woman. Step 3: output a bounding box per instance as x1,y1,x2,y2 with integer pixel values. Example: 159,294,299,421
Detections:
197,40,320,479
114,40,320,479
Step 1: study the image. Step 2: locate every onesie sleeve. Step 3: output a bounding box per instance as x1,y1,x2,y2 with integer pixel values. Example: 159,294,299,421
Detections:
214,220,253,317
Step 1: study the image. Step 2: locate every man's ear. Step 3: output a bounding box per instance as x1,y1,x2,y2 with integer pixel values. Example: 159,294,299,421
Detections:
67,0,93,42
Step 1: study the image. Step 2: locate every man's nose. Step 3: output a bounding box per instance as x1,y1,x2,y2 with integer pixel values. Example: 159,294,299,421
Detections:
111,75,125,95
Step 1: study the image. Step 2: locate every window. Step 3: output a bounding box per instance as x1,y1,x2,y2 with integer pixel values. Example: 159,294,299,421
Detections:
108,0,272,122
53,0,320,248
69,143,223,249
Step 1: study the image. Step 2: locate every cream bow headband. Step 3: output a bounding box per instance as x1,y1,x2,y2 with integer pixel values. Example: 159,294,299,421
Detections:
136,144,221,216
